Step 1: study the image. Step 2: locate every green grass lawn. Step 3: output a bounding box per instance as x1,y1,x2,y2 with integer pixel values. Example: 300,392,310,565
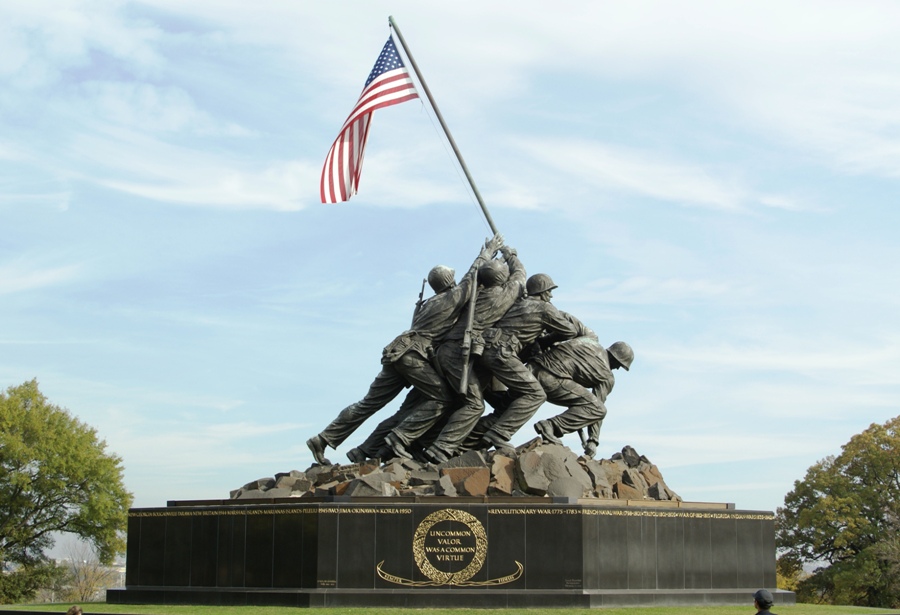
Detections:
3,605,900,615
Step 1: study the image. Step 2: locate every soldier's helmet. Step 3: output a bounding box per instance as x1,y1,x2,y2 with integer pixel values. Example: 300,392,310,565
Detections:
478,261,509,287
607,341,634,371
427,265,455,293
526,273,558,296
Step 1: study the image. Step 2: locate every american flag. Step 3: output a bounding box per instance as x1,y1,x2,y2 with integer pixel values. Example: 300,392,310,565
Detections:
320,37,419,203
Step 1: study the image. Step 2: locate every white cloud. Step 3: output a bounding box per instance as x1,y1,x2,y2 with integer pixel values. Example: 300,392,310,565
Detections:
571,275,741,306
0,260,81,295
645,337,900,384
0,191,71,211
64,125,315,209
758,194,820,212
737,78,900,177
348,142,464,208
517,138,747,211
0,142,27,161
111,419,306,474
101,163,312,210
575,3,900,178
78,81,253,136
397,1,900,182
0,1,163,88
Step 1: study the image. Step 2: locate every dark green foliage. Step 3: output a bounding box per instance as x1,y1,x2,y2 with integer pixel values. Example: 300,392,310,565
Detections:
776,415,900,608
0,561,65,604
0,380,133,603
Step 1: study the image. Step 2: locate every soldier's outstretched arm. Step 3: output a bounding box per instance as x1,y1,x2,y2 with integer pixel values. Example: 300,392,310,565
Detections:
484,233,504,257
500,245,526,287
473,234,503,272
540,303,580,345
458,234,503,301
558,310,597,340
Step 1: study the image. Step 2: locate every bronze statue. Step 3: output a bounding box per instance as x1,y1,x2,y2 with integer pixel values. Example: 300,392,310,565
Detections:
388,246,526,464
306,235,502,465
467,273,579,455
306,238,635,466
531,319,633,457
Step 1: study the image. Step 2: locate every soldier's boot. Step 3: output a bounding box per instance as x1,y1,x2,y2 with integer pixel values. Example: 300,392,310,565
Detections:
423,444,451,464
481,430,516,456
534,419,562,445
346,447,367,464
384,432,413,460
306,435,331,466
411,447,432,464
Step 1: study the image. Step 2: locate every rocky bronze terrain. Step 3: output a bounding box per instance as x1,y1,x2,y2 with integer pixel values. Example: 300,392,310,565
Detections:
231,441,681,501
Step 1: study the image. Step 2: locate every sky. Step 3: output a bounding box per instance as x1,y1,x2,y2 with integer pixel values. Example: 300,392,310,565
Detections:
2,1,900,517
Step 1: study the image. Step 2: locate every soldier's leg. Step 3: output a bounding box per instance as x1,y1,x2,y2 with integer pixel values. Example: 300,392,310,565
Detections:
424,345,487,459
544,378,605,434
537,377,605,457
479,346,546,443
388,397,446,448
426,390,484,458
316,363,407,449
393,351,454,404
353,389,427,460
384,351,454,454
483,387,514,414
458,384,512,451
458,413,499,452
387,350,454,447
531,369,566,444
416,409,452,450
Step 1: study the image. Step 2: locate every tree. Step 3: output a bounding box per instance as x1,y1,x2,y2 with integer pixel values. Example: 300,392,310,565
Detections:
0,380,132,604
34,541,122,603
63,541,122,603
776,415,900,608
32,560,69,604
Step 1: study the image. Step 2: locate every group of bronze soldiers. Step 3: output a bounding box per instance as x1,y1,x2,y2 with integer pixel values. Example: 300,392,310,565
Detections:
306,235,634,466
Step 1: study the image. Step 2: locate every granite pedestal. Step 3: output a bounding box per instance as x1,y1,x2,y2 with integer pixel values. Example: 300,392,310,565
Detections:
107,497,794,608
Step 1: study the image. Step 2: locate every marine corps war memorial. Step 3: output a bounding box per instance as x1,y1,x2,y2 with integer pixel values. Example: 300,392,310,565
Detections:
108,19,794,609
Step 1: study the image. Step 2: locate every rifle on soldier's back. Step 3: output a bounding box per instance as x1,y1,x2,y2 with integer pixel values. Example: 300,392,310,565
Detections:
411,278,427,327
458,235,504,394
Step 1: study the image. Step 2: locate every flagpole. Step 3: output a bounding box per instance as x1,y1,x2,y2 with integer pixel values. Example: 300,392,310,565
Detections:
388,15,500,237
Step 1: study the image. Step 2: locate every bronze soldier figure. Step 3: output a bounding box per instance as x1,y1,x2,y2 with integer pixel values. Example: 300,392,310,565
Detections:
469,273,579,453
306,235,502,465
532,329,633,458
389,246,526,463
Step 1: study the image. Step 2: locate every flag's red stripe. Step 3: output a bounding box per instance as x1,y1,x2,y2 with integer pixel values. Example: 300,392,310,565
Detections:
340,85,418,131
362,70,416,96
319,41,419,203
337,70,417,128
352,120,372,191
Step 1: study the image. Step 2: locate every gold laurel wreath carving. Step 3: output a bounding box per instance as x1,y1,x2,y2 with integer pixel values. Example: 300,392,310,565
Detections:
413,509,487,584
376,508,523,587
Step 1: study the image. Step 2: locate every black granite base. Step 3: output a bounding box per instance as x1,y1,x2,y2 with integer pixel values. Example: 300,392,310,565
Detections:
108,587,798,608
107,498,795,608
